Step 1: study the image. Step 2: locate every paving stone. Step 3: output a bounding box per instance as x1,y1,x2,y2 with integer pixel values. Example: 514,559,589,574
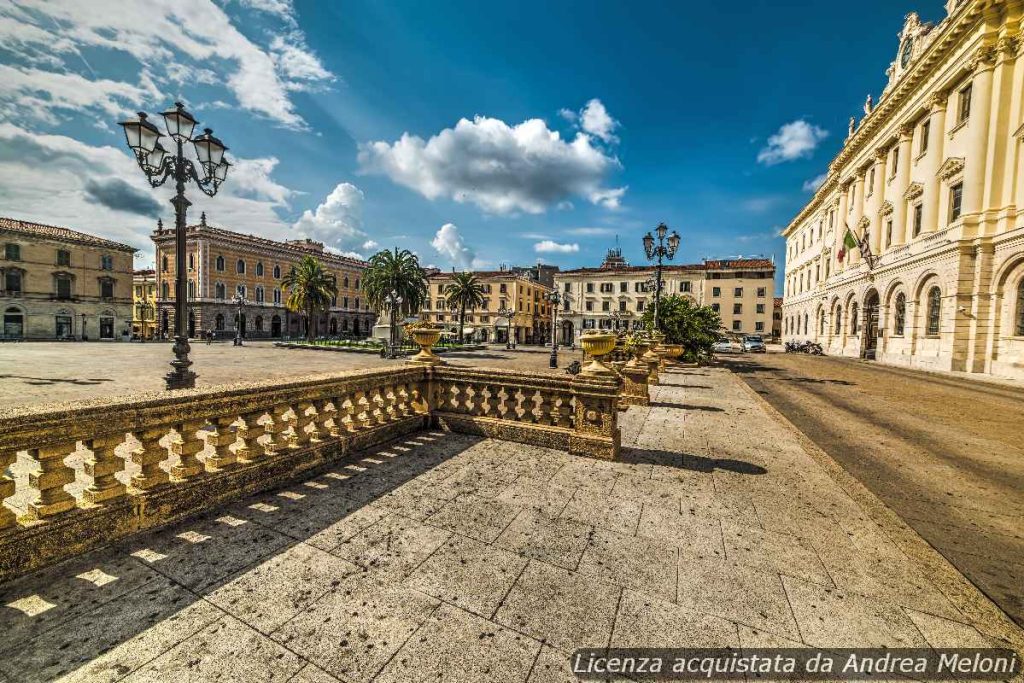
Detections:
302,503,394,552
559,488,643,535
720,521,833,587
782,576,929,648
904,608,996,648
676,556,800,641
125,614,304,682
577,528,677,603
271,580,439,683
289,663,344,682
0,578,220,683
636,503,726,560
495,509,594,570
528,646,588,683
610,589,740,648
426,493,523,543
497,561,620,654
332,513,452,580
494,477,577,518
376,602,540,683
206,542,362,632
548,459,620,494
405,534,528,617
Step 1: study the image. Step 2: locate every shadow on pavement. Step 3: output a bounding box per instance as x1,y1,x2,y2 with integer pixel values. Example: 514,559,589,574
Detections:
620,447,766,475
650,402,724,412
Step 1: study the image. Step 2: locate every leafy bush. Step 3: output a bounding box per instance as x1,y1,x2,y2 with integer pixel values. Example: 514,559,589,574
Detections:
640,295,721,363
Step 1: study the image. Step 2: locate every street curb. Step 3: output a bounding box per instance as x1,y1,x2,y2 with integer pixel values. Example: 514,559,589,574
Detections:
731,373,1024,652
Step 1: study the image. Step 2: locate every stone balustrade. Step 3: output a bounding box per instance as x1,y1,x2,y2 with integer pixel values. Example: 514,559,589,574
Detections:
0,363,621,582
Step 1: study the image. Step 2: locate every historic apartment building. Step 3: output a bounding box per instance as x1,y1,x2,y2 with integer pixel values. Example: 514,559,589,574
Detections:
782,0,1024,380
421,269,554,344
152,214,374,339
131,269,158,340
1,217,136,340
554,248,776,343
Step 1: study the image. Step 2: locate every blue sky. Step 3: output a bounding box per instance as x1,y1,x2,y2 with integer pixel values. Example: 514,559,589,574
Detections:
0,0,947,285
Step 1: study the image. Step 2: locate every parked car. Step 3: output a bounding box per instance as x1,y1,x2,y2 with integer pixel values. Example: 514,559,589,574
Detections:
742,335,766,353
712,338,740,354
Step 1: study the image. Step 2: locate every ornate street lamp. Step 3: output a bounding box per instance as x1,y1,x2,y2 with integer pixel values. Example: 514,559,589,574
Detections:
497,306,516,350
386,290,403,358
642,222,680,331
119,102,230,390
546,291,566,369
232,293,247,347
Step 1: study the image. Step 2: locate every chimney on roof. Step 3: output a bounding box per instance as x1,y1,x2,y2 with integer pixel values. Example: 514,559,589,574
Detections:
200,212,207,227
157,218,163,231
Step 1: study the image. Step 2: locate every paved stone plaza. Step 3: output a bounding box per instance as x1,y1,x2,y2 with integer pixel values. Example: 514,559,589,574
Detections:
0,342,566,408
1,366,1018,682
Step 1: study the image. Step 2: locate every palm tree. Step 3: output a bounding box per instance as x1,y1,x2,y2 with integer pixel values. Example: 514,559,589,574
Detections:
282,255,337,341
444,272,485,343
362,247,428,349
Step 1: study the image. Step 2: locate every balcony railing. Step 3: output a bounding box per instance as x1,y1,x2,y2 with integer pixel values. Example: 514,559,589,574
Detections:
0,363,621,582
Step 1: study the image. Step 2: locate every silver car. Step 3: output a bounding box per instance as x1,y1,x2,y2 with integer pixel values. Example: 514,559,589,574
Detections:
742,335,766,353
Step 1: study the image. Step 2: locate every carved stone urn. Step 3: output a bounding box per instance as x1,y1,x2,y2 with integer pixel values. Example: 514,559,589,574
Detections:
405,324,444,365
578,332,617,376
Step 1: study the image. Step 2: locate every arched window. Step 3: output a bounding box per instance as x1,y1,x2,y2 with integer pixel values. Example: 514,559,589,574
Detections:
188,280,195,298
236,284,246,298
803,313,808,335
255,315,263,332
1016,279,1024,336
188,253,194,271
255,286,264,303
819,309,825,335
343,276,349,288
893,293,906,335
927,286,941,335
256,262,264,277
236,259,246,274
216,255,225,271
354,297,360,310
834,306,842,335
274,288,282,304
273,265,281,279
850,302,859,334
215,314,225,331
215,282,226,299
162,255,169,272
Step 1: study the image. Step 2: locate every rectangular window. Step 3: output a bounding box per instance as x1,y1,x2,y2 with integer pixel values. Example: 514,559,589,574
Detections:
711,303,720,312
585,301,593,312
5,243,20,260
920,120,930,154
891,147,899,175
636,301,644,312
733,303,742,314
601,301,610,312
949,182,963,223
619,282,627,292
100,280,114,299
755,321,765,332
57,277,71,299
680,281,691,292
912,203,923,237
958,82,972,123
586,283,594,293
563,282,570,292
732,320,741,331
712,287,721,297
56,249,71,266
867,167,875,193
618,300,626,312
734,287,743,297
756,303,765,314
886,219,893,247
756,287,766,297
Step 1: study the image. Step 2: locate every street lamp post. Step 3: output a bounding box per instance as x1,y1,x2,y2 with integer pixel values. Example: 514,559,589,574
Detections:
119,102,231,390
642,223,681,332
387,290,403,358
546,291,565,369
232,294,247,347
497,306,515,350
80,313,88,341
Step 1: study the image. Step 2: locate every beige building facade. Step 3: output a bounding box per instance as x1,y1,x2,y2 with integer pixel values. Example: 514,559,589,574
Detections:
152,214,374,339
1,217,136,341
421,270,553,344
132,269,157,340
554,249,775,343
782,1,1024,380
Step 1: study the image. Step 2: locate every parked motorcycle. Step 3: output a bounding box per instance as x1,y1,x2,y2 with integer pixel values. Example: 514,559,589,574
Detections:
784,340,825,355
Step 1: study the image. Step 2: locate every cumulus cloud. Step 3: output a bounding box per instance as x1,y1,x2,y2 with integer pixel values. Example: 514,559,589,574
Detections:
579,99,619,143
802,172,827,192
430,223,476,270
0,0,332,129
292,182,370,254
757,120,828,166
534,240,579,254
83,177,163,218
357,112,625,215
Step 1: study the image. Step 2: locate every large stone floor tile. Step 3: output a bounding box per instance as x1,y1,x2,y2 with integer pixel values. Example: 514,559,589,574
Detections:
232,489,367,543
610,589,740,648
676,556,800,641
331,513,451,580
559,488,642,535
548,459,620,494
528,646,588,683
405,534,528,617
301,503,393,552
206,542,362,632
124,613,305,682
290,663,343,682
576,528,677,603
494,477,576,518
494,560,620,654
721,521,833,587
636,503,725,560
376,602,540,683
782,576,929,648
0,578,220,683
495,509,594,570
426,493,523,543
271,581,439,683
903,609,996,648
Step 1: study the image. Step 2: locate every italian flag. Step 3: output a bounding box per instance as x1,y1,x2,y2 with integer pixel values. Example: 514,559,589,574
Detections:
837,227,858,262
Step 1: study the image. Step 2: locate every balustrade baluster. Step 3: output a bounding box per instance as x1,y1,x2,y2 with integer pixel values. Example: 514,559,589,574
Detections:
170,420,205,480
82,433,128,505
206,416,239,471
396,384,411,418
468,384,484,416
339,396,357,432
495,386,509,419
371,389,387,425
236,412,267,462
356,391,373,429
384,386,398,422
25,443,77,519
536,392,554,426
315,399,340,438
0,449,18,528
295,401,319,444
130,427,170,490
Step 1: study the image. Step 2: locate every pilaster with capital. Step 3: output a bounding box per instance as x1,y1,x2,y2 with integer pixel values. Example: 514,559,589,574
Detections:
892,126,914,246
922,92,948,234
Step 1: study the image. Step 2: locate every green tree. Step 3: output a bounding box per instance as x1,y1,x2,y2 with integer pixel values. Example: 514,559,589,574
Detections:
640,295,721,362
362,247,428,348
281,255,338,341
443,272,486,343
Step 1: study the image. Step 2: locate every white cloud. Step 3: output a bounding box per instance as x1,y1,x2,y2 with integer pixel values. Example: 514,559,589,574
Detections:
430,223,476,270
362,239,379,251
292,182,370,253
566,226,614,236
757,120,828,166
802,172,827,192
0,64,161,124
579,98,619,144
0,0,332,129
534,240,579,254
357,113,625,215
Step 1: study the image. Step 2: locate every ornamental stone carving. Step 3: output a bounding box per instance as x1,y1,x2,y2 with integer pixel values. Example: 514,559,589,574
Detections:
904,182,924,200
937,156,965,181
879,200,894,216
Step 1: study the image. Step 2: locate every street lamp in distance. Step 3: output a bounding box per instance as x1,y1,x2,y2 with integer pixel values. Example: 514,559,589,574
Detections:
497,306,516,350
232,293,247,347
642,222,680,331
546,291,565,369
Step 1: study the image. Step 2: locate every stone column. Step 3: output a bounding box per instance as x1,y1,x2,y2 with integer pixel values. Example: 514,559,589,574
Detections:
962,47,997,220
892,126,914,245
850,174,865,265
869,153,886,254
922,92,948,233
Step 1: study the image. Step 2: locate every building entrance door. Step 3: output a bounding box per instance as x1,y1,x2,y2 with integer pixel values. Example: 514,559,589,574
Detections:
863,290,880,360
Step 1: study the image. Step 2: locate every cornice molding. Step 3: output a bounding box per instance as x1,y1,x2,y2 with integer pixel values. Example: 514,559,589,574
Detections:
937,156,965,180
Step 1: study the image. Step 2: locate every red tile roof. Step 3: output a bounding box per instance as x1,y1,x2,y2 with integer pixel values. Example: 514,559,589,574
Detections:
0,217,137,252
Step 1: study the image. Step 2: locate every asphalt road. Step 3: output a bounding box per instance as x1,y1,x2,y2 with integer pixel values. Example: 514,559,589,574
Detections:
723,352,1024,628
